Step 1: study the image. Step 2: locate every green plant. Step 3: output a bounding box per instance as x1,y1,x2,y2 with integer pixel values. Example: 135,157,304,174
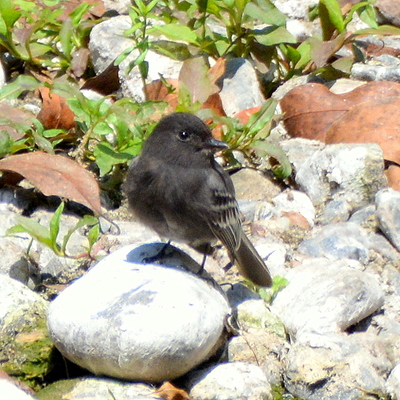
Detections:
0,0,96,73
296,0,400,77
115,0,160,91
213,99,292,178
150,0,297,80
64,88,167,176
6,202,100,258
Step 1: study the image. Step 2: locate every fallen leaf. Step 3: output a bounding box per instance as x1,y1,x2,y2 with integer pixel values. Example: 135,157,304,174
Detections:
281,81,400,142
37,87,77,130
234,106,262,124
208,57,227,87
179,57,219,104
202,92,226,117
326,96,400,165
0,152,102,214
385,165,400,191
145,79,180,111
155,382,191,400
81,62,120,95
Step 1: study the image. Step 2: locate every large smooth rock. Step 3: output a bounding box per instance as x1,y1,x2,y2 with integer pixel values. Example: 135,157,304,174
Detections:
47,244,231,383
186,361,273,400
271,259,384,340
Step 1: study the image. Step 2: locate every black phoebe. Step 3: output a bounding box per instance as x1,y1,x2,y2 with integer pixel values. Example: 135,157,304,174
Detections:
124,112,272,287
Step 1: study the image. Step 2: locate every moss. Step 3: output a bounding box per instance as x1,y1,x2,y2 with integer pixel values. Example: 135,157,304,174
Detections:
0,316,56,390
36,379,78,400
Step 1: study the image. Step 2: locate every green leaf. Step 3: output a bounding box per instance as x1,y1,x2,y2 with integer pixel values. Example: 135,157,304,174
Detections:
0,8,21,30
251,141,292,178
247,98,277,136
94,142,133,176
49,202,64,246
244,0,286,26
61,214,98,253
93,121,114,136
7,216,53,248
254,26,296,46
87,223,100,249
320,0,345,32
59,17,73,60
0,130,13,157
150,24,199,45
69,1,92,26
0,75,40,100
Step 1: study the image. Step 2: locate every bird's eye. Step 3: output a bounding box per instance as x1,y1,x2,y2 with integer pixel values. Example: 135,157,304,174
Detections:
177,131,190,141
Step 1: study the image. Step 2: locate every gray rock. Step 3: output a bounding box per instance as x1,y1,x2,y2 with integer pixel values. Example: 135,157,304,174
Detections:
36,377,157,400
186,361,273,400
217,58,265,116
376,188,400,252
352,55,400,82
293,143,387,210
271,0,319,19
297,222,371,263
48,244,231,382
271,259,384,340
0,274,48,331
284,332,391,400
89,16,182,101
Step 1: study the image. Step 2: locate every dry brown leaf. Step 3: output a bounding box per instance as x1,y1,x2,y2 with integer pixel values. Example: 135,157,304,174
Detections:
202,93,226,118
326,96,400,165
0,152,102,214
145,79,180,112
208,57,227,86
37,87,76,130
82,63,120,95
155,382,191,400
385,165,400,191
281,81,400,142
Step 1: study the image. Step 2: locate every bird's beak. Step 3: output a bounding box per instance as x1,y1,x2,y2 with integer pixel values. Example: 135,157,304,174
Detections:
204,137,229,151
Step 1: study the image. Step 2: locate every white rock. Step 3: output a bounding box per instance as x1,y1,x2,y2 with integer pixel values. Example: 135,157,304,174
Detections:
48,244,231,382
89,16,182,101
272,189,315,227
0,379,37,400
0,274,48,330
376,188,400,252
387,364,400,400
271,259,384,341
282,141,387,210
187,361,272,400
37,377,158,400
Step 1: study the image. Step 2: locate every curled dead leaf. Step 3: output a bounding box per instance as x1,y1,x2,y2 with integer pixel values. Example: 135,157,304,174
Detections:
37,87,77,130
0,152,102,214
155,382,191,400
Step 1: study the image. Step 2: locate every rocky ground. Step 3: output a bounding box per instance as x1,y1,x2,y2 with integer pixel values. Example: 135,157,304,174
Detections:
2,0,400,399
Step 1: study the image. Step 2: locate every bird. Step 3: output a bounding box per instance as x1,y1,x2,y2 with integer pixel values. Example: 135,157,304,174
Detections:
124,112,272,287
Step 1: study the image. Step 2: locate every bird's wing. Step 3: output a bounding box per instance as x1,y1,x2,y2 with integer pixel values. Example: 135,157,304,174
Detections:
208,187,242,253
203,163,242,253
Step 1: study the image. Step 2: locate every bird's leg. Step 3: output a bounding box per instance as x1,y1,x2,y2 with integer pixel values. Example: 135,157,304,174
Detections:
142,241,171,264
197,253,208,275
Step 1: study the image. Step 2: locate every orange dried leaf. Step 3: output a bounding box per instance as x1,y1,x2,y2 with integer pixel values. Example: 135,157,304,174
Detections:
145,79,180,111
155,382,191,400
37,87,76,130
0,152,102,214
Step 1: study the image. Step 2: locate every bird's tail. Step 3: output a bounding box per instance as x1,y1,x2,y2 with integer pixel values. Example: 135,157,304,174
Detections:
234,233,272,287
